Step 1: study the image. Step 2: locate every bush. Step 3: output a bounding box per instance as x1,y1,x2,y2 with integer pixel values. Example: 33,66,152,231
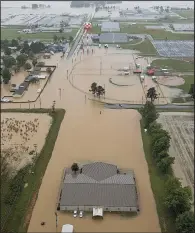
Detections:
176,211,195,233
2,68,11,84
24,62,32,70
3,55,16,68
16,54,28,67
46,67,52,73
156,156,175,173
36,61,45,67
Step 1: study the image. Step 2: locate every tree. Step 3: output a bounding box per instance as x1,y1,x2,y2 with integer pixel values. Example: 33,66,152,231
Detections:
147,87,158,102
1,39,9,49
164,177,192,216
152,136,171,156
148,121,162,134
3,55,16,68
151,129,171,147
89,82,97,95
59,28,63,33
96,85,105,98
155,150,170,162
139,101,159,128
16,54,28,67
30,42,45,54
157,156,175,173
53,34,58,43
188,84,194,99
32,58,37,67
29,51,34,59
4,47,12,56
176,211,195,233
11,39,19,47
71,163,79,174
21,41,30,54
69,36,73,43
24,62,32,70
2,68,11,84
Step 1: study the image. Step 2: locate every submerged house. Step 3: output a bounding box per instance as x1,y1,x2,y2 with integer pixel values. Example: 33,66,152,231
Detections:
58,162,139,216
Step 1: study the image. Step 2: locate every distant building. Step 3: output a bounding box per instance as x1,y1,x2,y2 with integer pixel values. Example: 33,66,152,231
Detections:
172,23,194,32
58,162,139,214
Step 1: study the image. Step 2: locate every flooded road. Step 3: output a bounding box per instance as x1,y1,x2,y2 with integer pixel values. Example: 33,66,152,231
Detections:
2,48,160,232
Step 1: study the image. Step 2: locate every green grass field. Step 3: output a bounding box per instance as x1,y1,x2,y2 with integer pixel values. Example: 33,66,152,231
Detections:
1,108,65,233
120,39,157,55
1,28,78,41
178,75,194,93
140,120,176,233
173,9,194,18
151,59,194,72
120,24,194,40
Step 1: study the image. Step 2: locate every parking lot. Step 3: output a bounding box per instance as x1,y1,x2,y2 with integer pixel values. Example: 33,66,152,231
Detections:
151,40,194,57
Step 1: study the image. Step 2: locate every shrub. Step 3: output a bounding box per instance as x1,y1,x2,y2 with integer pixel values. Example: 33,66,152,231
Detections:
24,62,32,70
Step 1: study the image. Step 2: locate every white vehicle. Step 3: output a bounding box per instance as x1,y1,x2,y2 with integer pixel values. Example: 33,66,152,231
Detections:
61,224,73,233
73,210,77,218
1,97,11,102
99,44,101,48
104,44,108,48
79,211,83,218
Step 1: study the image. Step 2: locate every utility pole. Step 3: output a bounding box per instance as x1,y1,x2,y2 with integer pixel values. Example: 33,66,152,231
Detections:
100,58,102,75
28,100,30,109
59,88,61,100
67,70,68,79
55,212,58,233
39,97,42,109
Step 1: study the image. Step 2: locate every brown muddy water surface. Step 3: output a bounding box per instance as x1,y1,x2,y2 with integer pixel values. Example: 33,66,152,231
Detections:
2,48,160,232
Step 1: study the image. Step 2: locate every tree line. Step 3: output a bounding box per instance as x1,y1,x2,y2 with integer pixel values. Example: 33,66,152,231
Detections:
140,101,194,233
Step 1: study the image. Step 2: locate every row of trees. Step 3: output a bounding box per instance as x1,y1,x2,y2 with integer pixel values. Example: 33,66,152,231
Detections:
89,82,105,98
140,101,194,233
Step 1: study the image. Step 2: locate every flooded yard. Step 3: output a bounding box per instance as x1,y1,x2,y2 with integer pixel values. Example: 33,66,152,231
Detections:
1,113,52,176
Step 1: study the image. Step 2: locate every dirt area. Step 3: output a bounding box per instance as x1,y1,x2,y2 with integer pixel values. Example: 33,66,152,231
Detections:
1,113,52,176
157,76,185,86
157,112,194,196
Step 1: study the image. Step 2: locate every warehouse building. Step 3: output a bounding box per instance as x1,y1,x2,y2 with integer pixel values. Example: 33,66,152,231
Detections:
58,162,139,216
101,21,120,32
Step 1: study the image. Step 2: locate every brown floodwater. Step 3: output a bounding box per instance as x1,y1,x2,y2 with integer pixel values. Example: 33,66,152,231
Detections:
2,48,161,232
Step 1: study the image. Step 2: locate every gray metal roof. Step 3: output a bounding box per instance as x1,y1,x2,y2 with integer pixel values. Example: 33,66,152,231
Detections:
99,33,128,43
101,22,120,32
60,162,138,208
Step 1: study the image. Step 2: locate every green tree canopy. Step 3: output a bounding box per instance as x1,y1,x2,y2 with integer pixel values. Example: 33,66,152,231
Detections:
157,156,175,173
71,163,79,174
24,62,32,70
3,55,16,68
11,39,19,47
30,42,45,54
2,68,11,84
147,87,158,102
16,54,28,67
152,136,171,156
139,101,159,128
4,47,11,56
176,211,195,233
164,176,192,216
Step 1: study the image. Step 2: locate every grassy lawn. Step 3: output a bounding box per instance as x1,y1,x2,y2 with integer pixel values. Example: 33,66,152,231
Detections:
178,75,194,92
120,39,157,55
173,9,194,18
91,25,101,34
140,120,176,233
151,59,194,72
1,28,78,41
1,108,65,233
120,24,194,40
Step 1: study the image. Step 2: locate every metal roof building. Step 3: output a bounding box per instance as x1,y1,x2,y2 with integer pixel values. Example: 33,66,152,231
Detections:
101,22,120,32
58,162,139,214
99,33,128,43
